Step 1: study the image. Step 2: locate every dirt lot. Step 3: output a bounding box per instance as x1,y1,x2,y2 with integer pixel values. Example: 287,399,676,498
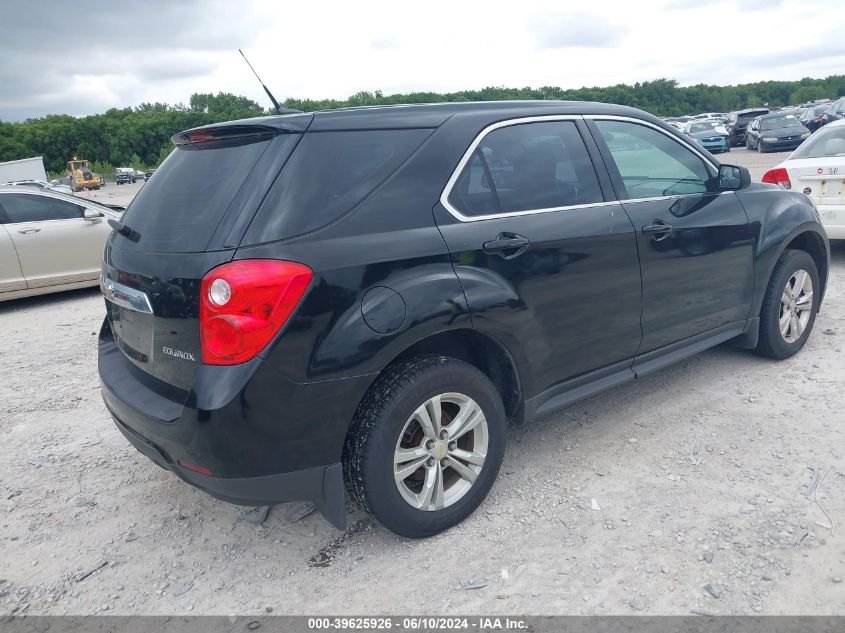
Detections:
2,147,844,616
81,180,145,208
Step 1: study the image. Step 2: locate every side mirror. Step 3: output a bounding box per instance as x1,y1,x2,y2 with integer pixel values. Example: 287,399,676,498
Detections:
718,164,751,191
83,208,102,221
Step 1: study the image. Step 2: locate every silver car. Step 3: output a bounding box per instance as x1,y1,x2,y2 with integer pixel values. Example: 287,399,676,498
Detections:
0,186,122,301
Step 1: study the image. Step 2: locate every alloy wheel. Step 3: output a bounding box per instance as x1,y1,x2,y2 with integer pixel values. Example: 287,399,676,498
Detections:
779,269,813,343
393,392,488,511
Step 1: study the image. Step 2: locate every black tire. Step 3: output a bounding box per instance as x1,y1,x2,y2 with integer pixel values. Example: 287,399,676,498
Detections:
343,355,507,538
755,249,819,360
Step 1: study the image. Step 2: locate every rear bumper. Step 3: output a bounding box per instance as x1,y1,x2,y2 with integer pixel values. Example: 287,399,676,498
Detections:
98,319,373,529
817,204,845,239
111,412,346,527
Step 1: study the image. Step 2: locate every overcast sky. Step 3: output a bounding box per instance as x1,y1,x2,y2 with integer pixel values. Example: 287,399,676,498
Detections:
2,0,844,121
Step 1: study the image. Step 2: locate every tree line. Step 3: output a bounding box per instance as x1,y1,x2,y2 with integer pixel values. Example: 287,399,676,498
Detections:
2,76,843,177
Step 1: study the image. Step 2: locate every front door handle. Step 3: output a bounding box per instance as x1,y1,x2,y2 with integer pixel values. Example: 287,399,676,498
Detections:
17,228,41,234
482,232,530,260
642,221,673,241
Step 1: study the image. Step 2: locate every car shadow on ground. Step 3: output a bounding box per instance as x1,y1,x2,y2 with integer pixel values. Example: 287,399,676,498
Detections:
0,286,101,315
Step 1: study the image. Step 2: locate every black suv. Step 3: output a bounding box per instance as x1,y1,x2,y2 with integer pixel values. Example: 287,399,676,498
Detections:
726,108,770,146
820,97,845,128
99,101,829,538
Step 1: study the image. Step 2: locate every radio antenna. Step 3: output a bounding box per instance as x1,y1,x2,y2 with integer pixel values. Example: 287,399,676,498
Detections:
239,49,282,115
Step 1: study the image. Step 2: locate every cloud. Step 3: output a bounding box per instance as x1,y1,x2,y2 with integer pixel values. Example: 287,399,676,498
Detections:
0,0,264,121
664,0,715,9
736,0,783,10
529,11,628,49
371,36,400,50
679,38,845,82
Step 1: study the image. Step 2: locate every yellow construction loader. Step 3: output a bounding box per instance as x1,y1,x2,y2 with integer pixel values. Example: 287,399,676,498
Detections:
67,158,102,192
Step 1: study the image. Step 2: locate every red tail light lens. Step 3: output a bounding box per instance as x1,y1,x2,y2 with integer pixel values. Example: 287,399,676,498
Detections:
761,168,791,189
200,260,313,365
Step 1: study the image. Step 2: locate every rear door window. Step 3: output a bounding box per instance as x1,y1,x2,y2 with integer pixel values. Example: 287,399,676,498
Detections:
447,120,604,217
244,128,432,244
117,134,275,252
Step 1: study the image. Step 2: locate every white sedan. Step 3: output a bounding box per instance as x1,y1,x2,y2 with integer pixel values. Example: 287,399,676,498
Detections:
0,186,122,301
763,119,845,239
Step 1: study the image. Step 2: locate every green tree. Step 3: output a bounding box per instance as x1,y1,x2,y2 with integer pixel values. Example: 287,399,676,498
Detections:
1,77,843,173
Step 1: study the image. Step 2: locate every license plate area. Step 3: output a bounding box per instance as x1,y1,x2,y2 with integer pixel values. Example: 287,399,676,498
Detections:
102,276,155,365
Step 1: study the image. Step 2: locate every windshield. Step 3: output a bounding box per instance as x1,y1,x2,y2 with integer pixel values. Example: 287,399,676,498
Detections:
791,126,845,159
689,122,720,133
761,115,801,130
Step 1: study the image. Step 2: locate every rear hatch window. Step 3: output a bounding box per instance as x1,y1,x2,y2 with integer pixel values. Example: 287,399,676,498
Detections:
243,128,432,244
116,133,281,253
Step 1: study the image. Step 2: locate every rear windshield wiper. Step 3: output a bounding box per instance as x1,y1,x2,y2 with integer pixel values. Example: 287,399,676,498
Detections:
107,218,141,242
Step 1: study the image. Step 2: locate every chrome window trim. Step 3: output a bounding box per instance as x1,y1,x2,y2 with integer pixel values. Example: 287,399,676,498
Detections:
100,274,153,314
439,114,612,223
439,113,724,223
583,114,720,180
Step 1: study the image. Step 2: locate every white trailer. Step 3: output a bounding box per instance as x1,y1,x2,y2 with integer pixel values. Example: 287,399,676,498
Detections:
0,157,48,184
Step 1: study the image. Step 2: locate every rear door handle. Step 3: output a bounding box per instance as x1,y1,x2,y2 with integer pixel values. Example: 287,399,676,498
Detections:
17,228,41,234
642,221,672,240
482,232,530,260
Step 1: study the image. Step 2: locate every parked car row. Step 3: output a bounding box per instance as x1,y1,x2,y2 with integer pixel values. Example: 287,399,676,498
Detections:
665,98,845,155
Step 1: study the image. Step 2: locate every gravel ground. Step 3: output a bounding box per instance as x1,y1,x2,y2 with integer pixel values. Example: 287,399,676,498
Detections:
2,147,844,616
78,180,145,208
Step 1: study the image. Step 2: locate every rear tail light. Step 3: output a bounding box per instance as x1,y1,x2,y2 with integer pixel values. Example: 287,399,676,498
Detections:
761,168,791,190
200,260,313,365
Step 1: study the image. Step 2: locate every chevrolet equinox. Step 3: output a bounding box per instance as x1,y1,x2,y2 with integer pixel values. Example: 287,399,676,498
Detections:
98,101,829,538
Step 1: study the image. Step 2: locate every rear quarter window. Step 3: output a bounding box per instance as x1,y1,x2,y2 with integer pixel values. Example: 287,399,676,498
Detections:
244,128,432,244
117,134,275,252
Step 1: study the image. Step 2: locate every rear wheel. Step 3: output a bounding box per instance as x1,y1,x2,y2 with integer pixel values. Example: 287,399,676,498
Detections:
344,355,506,538
755,249,819,359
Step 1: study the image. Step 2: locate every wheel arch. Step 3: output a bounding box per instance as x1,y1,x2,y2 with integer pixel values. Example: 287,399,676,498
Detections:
753,222,829,318
373,328,525,425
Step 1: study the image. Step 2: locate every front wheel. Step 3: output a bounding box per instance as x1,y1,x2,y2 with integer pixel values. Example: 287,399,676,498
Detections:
755,249,819,359
344,355,506,538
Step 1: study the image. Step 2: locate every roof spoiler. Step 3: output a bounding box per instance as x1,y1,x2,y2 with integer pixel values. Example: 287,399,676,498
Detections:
172,114,313,146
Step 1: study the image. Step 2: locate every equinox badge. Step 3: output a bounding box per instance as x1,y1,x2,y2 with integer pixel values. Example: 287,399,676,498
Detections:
162,346,196,362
